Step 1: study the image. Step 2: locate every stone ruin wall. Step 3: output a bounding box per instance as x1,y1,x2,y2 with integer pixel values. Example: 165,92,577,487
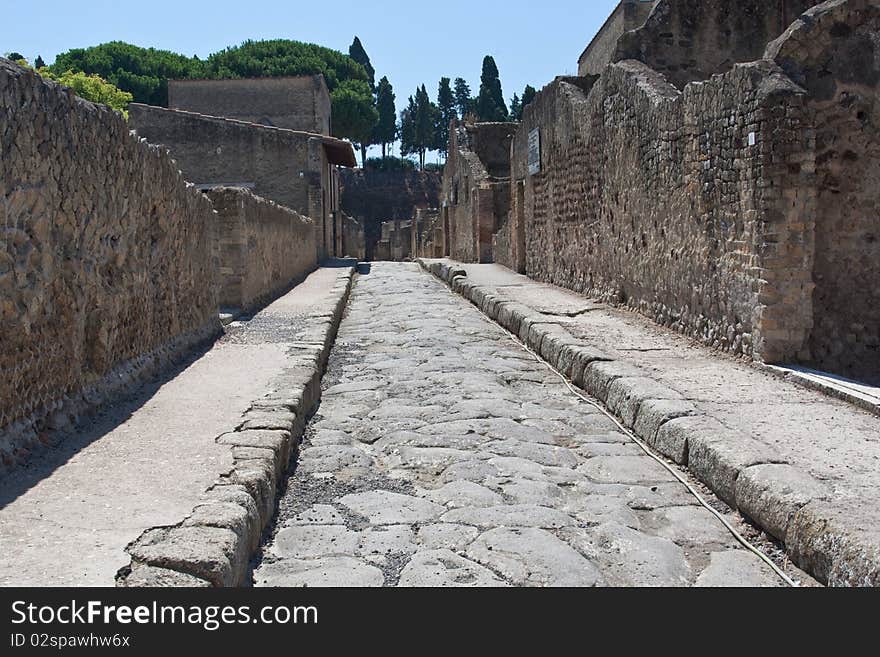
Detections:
509,60,816,364
169,76,332,135
128,104,316,218
339,168,440,261
767,0,880,382
614,0,825,89
442,122,517,264
0,60,220,463
205,188,317,312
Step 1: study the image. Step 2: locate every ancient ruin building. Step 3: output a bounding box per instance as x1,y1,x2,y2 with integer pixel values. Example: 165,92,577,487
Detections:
128,103,355,261
339,167,441,260
439,0,880,383
441,121,517,263
168,76,332,135
412,208,445,259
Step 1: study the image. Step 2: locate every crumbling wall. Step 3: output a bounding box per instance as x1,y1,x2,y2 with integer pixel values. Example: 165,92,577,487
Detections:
578,0,658,77
767,0,880,382
205,188,317,312
615,0,823,88
511,60,816,364
442,122,517,263
341,213,366,261
0,60,220,462
339,168,440,260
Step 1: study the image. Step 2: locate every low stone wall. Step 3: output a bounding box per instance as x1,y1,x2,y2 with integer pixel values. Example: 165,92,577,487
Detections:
205,188,317,313
0,60,220,465
509,61,816,364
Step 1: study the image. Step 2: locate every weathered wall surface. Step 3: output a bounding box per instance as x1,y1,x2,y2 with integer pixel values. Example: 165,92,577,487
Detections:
578,0,658,77
129,104,316,215
205,188,317,312
129,103,347,261
767,0,880,382
169,76,331,135
442,122,517,263
0,60,220,462
510,61,816,364
339,168,440,260
341,213,366,261
614,0,823,88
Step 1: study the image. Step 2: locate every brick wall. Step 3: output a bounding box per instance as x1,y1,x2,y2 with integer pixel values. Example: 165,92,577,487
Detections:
767,0,880,382
205,188,317,312
615,0,823,89
0,60,220,463
509,61,816,364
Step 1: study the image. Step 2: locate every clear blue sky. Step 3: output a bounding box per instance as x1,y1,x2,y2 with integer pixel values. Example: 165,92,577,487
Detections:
2,0,618,160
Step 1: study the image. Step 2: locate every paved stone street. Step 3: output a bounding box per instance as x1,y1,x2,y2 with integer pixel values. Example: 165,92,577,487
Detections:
254,263,784,587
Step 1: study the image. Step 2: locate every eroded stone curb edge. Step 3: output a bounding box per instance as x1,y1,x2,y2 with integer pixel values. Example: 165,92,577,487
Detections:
116,265,357,588
418,258,879,587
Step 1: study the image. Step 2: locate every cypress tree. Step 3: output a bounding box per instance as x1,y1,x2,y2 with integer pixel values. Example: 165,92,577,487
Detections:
348,36,375,88
476,55,508,122
374,76,397,157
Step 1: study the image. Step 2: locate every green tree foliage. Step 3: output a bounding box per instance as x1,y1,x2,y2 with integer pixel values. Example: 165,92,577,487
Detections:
400,87,438,170
48,69,134,116
52,42,202,107
476,55,508,122
511,85,537,121
435,77,457,156
374,76,397,157
453,77,473,119
521,85,537,111
6,52,25,62
18,59,133,116
204,39,368,90
509,94,522,121
348,36,375,88
331,79,378,165
34,55,46,69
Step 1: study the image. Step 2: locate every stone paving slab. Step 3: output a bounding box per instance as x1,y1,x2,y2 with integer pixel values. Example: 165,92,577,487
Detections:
420,258,880,587
0,263,355,587
255,263,790,588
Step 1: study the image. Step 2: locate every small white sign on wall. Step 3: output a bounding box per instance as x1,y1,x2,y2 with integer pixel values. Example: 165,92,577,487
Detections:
528,128,541,176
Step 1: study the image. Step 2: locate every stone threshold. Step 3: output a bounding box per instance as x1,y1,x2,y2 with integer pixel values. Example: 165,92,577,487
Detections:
763,365,880,418
418,258,879,587
117,262,357,587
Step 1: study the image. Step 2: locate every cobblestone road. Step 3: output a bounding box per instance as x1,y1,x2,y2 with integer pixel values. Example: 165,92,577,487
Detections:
254,263,784,587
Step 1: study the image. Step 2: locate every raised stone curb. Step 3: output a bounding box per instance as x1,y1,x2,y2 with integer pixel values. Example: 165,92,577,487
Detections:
116,263,357,587
418,258,877,586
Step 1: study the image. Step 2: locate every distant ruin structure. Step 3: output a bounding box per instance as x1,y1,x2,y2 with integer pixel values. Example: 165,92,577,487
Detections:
440,0,880,384
169,76,332,135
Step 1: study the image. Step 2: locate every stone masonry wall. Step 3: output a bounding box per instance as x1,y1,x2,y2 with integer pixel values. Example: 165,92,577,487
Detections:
339,168,440,261
0,60,220,463
615,0,824,89
442,122,517,264
128,103,317,215
578,0,658,77
509,60,816,364
767,0,880,382
205,188,317,312
169,76,331,135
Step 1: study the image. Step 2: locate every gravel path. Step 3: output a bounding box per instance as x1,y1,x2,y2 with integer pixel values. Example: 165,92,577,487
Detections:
254,263,785,587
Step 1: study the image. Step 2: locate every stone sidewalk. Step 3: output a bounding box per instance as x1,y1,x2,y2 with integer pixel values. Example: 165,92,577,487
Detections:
255,263,790,587
420,259,880,587
0,264,354,587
